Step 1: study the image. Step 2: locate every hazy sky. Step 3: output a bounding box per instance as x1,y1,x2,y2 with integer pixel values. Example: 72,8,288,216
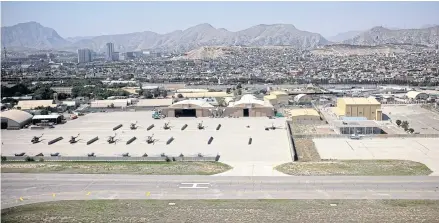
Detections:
2,1,439,38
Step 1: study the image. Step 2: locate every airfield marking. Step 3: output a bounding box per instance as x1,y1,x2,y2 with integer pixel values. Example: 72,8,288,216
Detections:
179,183,211,189
146,192,150,196
86,192,91,196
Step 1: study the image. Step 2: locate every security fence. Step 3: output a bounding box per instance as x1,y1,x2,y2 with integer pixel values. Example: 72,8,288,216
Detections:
292,134,439,139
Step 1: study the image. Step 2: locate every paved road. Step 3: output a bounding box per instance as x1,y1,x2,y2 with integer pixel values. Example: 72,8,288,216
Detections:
2,173,439,209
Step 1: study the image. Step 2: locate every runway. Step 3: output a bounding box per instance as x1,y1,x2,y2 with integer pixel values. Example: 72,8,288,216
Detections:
2,173,439,209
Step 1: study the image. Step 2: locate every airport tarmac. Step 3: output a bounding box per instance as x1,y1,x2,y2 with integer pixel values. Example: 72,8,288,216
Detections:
382,105,439,134
1,112,292,176
314,138,439,175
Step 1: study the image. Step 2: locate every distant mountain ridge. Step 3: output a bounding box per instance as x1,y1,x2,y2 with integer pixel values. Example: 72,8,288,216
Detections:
1,22,329,52
343,25,439,46
2,22,439,52
1,22,69,49
327,30,363,42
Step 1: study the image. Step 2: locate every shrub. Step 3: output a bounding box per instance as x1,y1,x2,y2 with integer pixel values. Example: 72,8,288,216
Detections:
25,156,35,162
165,156,172,162
1,156,6,162
39,158,44,162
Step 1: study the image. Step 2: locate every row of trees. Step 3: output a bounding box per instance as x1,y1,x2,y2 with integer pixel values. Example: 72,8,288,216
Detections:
395,120,415,134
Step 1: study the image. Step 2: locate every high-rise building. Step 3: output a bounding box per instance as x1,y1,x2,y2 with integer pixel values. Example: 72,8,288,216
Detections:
106,42,114,61
77,49,92,63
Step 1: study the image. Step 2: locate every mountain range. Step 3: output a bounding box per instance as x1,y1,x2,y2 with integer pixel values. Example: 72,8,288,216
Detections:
1,22,439,52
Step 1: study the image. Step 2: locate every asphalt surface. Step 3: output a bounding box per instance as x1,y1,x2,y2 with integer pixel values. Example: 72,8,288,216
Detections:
2,173,439,209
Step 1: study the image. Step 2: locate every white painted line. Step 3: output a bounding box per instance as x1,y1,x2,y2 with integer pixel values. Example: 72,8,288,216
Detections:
179,183,210,189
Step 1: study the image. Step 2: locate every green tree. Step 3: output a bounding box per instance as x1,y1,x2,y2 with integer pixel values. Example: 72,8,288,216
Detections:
401,121,409,130
396,120,402,126
33,86,55,100
40,109,49,115
408,128,415,134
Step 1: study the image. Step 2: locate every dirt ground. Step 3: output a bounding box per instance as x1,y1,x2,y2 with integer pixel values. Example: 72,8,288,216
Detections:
2,200,439,223
294,138,321,162
0,161,232,175
275,160,432,176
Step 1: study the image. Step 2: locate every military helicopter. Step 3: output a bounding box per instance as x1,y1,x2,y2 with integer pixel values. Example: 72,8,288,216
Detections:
265,123,283,131
36,153,44,157
50,152,60,157
130,121,140,130
146,134,158,144
31,134,44,144
163,121,172,130
198,121,206,130
14,152,25,156
122,152,130,157
107,133,119,144
69,134,81,144
87,152,96,157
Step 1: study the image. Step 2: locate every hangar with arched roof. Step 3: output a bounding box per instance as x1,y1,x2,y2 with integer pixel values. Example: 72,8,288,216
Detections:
1,110,33,130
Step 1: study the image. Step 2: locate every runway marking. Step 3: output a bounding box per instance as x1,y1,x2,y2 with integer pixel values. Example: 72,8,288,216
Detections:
179,183,210,189
19,197,24,201
86,192,91,196
52,193,56,197
146,192,150,196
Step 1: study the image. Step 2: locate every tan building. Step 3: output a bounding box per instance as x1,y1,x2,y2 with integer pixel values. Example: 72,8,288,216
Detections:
225,94,274,117
336,97,382,121
289,108,321,123
15,100,56,110
268,91,289,104
263,94,277,105
162,100,213,117
174,92,233,99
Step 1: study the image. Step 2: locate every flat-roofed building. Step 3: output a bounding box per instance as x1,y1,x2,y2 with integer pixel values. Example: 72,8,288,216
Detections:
90,99,129,109
336,97,382,121
176,89,209,93
289,108,321,123
32,114,62,125
263,94,277,105
269,90,289,104
174,92,233,99
15,100,56,110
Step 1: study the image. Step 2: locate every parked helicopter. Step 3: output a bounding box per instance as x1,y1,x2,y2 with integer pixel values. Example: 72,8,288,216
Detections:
14,152,25,156
130,121,140,130
107,133,119,144
122,152,130,157
31,134,44,144
146,134,158,144
50,152,60,157
198,121,206,130
265,123,283,131
87,152,95,157
69,134,81,144
163,121,172,130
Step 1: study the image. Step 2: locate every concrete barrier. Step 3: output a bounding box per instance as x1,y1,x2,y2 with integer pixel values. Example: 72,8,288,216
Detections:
48,137,63,145
181,124,188,131
147,124,154,131
87,137,99,145
126,137,137,145
113,124,123,131
166,137,174,145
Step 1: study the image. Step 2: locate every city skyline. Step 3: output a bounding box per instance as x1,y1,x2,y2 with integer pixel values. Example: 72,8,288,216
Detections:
2,1,439,38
